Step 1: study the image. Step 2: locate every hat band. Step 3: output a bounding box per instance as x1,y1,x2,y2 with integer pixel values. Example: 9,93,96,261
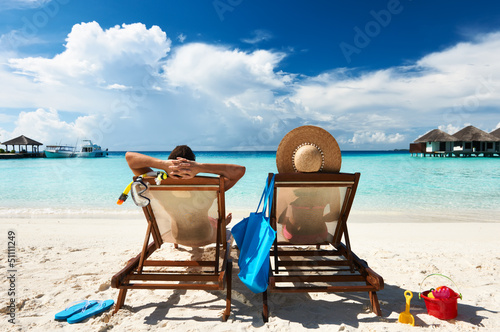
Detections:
292,143,325,172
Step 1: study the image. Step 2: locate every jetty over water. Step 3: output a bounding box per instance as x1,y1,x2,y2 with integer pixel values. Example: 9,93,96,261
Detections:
410,125,500,157
0,135,45,159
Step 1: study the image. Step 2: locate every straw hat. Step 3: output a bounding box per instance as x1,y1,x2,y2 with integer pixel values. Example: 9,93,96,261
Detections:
276,125,341,173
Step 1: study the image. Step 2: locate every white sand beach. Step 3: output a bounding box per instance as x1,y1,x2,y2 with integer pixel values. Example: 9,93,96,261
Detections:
1,214,499,331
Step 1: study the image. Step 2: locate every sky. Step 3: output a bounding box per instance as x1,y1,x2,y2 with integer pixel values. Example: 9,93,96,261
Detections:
1,0,500,151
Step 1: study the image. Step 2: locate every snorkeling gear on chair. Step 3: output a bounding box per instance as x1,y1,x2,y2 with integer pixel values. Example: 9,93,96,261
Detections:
117,171,167,205
154,171,167,184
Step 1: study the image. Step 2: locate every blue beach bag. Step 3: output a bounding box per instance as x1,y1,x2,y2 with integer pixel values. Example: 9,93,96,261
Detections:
232,174,276,293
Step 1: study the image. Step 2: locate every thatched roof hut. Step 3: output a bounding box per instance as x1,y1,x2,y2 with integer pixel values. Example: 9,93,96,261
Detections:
410,129,459,154
490,127,500,139
453,125,500,142
414,129,459,143
1,135,43,153
411,125,500,156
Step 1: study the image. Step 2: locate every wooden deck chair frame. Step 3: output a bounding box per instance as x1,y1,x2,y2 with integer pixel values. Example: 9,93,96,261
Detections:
111,175,232,321
262,172,383,322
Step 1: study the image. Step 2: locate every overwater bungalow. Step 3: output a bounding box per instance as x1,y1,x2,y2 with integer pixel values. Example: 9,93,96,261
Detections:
452,125,499,156
409,129,459,157
410,125,500,157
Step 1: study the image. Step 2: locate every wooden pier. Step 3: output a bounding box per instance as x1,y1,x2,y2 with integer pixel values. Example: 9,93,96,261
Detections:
411,151,499,157
0,153,45,159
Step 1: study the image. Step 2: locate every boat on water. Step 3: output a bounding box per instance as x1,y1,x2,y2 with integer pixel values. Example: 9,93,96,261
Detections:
78,140,108,158
44,145,77,158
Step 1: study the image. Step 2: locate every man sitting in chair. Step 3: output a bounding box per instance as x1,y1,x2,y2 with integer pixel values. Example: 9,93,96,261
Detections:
125,145,245,246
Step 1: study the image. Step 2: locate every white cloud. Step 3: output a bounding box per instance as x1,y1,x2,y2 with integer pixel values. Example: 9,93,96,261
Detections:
163,43,287,99
106,83,129,90
8,22,171,87
5,108,91,145
438,124,464,135
0,21,173,139
241,30,273,44
348,131,405,145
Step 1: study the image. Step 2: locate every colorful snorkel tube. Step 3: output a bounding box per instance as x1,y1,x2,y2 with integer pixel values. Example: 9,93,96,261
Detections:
116,171,167,205
116,182,133,205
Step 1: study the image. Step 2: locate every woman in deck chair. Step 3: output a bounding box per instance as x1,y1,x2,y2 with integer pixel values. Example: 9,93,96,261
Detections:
274,125,343,244
277,186,342,244
125,145,245,246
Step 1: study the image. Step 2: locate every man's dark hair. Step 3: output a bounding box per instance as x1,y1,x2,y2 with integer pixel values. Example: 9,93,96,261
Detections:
168,145,195,161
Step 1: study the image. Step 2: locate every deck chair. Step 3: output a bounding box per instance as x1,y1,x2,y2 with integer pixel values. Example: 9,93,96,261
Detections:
262,172,383,321
111,175,232,321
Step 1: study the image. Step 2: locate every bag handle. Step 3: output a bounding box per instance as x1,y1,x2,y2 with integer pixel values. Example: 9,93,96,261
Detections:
262,174,275,217
255,176,269,212
419,273,462,299
256,174,275,216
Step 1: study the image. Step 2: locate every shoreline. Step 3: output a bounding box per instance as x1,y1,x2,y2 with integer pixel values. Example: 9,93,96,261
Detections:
1,208,499,224
1,218,499,331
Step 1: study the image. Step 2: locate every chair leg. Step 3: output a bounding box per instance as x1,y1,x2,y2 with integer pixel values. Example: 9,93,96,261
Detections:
113,289,128,315
369,291,382,316
262,290,269,322
222,260,232,321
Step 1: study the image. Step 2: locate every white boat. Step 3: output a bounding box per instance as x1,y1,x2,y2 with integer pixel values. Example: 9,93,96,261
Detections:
44,145,77,158
78,140,108,158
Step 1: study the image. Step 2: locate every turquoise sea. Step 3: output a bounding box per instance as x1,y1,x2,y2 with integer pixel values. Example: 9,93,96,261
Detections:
1,151,499,222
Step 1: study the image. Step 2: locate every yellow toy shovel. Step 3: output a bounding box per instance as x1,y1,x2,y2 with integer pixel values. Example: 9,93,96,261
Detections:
398,290,415,326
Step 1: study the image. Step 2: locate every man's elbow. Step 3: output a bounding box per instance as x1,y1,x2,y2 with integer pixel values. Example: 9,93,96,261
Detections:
125,151,137,165
235,166,246,181
125,151,133,162
125,152,141,171
224,166,245,191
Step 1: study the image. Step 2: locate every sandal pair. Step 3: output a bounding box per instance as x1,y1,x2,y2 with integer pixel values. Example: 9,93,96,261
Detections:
55,299,114,324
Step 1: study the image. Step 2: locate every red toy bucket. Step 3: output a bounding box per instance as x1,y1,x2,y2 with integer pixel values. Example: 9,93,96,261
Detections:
420,289,461,319
419,274,462,320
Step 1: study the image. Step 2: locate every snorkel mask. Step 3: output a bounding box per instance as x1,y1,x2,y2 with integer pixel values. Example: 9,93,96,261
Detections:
130,176,150,207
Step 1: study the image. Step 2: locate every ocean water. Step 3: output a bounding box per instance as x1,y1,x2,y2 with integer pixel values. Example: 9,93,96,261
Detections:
1,151,499,221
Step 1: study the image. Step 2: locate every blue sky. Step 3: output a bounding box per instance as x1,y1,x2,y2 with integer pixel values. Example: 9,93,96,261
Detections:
1,0,499,151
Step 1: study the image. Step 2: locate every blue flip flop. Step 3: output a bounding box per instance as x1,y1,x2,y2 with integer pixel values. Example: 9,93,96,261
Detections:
54,300,98,320
67,299,114,324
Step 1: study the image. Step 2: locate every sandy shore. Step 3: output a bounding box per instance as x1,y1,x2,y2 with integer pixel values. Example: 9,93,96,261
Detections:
1,215,499,331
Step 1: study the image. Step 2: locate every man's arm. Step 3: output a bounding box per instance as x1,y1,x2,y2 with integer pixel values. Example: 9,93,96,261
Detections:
125,152,178,176
170,160,246,191
125,152,245,190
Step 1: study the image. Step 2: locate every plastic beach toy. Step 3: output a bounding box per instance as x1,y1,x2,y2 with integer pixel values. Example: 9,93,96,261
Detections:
419,274,462,320
398,290,415,326
428,286,452,299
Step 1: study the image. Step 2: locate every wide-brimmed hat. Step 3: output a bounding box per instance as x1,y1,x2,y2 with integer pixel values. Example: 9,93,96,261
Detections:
276,125,341,173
